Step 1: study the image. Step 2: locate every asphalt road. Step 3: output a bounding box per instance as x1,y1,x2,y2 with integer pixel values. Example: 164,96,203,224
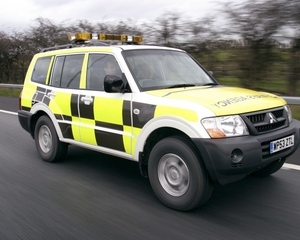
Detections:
1,96,300,239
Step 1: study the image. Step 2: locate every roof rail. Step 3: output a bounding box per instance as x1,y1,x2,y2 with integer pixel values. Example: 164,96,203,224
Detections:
40,44,73,52
39,41,111,52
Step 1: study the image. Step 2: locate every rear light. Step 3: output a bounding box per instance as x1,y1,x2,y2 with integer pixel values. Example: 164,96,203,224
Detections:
19,90,22,110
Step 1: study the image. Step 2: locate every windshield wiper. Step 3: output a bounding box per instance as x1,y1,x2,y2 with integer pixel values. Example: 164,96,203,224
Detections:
201,83,218,86
168,84,196,89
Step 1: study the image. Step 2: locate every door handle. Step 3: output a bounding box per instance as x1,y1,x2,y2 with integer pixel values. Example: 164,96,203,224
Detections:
47,91,56,98
81,95,93,105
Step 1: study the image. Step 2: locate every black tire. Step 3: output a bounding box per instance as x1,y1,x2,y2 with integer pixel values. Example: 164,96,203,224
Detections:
252,158,285,177
148,136,213,211
34,115,68,162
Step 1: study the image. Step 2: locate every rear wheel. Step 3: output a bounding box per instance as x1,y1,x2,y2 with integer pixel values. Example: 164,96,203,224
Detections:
148,136,213,211
252,159,285,177
34,116,68,162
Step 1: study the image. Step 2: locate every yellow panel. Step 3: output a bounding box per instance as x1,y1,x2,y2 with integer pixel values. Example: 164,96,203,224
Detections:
132,127,142,137
79,118,97,145
123,125,133,154
93,97,123,125
21,84,37,108
129,127,142,155
155,106,198,122
49,92,72,116
71,116,81,141
148,87,286,116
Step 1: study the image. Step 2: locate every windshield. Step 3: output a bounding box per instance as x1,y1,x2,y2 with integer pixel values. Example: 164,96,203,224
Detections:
122,49,217,91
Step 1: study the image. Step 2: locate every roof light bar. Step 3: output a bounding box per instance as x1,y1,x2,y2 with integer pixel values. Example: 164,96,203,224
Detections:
68,32,143,43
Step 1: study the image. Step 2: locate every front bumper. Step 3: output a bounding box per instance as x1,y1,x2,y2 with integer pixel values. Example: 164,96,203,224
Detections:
192,119,300,185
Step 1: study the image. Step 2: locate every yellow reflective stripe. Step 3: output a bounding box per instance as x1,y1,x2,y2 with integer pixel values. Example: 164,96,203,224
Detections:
79,118,97,145
155,106,198,122
94,97,123,125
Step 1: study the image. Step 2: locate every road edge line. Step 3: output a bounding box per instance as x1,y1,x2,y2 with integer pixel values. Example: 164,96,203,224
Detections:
283,163,300,171
0,109,17,115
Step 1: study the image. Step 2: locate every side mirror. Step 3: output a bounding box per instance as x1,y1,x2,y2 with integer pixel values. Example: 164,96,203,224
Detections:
104,75,124,93
208,71,213,76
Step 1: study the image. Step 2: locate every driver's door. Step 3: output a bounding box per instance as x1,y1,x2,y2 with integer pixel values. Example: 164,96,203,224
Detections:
78,53,134,156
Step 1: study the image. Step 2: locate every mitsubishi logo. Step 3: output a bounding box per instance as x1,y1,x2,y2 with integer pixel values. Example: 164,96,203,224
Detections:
268,113,277,124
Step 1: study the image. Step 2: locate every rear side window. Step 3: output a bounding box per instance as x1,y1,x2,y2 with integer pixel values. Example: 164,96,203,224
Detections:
50,54,84,89
31,57,51,84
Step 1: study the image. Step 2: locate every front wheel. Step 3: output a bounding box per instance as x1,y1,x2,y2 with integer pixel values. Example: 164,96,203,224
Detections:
34,116,68,162
148,136,213,211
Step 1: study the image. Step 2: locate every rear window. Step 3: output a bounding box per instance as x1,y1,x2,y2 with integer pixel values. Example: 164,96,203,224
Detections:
31,57,51,84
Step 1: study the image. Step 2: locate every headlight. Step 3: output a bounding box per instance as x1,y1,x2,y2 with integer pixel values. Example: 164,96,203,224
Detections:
201,115,249,138
284,105,292,123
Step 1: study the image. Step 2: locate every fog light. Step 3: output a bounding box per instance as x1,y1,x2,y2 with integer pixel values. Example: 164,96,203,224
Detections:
231,149,243,163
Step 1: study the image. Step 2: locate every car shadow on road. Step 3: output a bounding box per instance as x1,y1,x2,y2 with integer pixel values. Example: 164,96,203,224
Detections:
56,145,298,215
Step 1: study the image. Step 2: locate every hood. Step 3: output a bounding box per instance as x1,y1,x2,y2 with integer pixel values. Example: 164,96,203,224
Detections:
147,86,286,116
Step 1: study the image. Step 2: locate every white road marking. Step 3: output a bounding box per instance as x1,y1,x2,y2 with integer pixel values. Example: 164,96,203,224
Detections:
0,109,17,115
283,163,300,171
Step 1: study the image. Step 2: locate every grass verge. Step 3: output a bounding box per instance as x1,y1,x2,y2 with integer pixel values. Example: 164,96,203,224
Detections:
0,88,22,98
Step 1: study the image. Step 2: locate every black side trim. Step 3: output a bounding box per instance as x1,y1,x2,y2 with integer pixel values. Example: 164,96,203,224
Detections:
95,130,125,152
59,122,74,139
132,102,156,128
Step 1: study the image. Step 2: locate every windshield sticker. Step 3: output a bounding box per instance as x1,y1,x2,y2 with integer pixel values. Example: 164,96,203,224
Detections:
212,94,279,108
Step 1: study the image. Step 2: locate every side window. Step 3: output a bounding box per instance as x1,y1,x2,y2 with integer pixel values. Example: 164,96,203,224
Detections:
86,54,121,91
50,54,84,89
31,57,51,84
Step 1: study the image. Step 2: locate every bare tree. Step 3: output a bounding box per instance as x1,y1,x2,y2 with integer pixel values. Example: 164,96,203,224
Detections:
25,18,70,51
280,0,300,95
222,0,286,89
0,31,25,83
143,12,182,46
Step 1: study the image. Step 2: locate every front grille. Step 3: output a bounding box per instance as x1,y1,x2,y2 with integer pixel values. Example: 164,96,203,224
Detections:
242,107,288,135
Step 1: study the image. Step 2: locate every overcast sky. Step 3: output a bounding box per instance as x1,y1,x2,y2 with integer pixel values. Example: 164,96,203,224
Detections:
1,0,238,32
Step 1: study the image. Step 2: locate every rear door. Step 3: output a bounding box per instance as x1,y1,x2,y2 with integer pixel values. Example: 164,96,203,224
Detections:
47,54,85,142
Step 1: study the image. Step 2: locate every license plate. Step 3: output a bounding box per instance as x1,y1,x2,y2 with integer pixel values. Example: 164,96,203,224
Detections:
270,135,294,154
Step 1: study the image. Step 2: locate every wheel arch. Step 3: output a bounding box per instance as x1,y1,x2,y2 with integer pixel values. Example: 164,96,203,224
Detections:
29,103,63,139
135,117,207,178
